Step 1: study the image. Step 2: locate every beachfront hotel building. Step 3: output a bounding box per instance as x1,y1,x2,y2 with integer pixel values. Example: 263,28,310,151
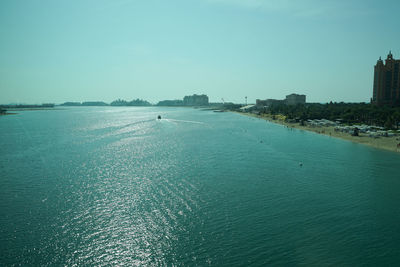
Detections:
285,94,306,105
256,93,306,107
372,51,400,106
183,94,209,106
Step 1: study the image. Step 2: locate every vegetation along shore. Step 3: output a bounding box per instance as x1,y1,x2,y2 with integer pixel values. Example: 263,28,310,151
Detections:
234,103,400,152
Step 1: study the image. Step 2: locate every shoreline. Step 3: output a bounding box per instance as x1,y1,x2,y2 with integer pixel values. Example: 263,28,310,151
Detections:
237,112,400,154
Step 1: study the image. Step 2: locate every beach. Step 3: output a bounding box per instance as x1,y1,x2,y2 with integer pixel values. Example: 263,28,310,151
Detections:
239,112,400,153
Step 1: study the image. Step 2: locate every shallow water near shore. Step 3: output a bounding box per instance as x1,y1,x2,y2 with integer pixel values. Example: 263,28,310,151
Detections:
1,107,400,266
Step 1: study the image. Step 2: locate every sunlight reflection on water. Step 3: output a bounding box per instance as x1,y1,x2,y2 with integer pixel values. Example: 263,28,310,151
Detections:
1,107,400,266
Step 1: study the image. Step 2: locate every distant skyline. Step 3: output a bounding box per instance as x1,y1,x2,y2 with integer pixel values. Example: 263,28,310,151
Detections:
1,0,400,104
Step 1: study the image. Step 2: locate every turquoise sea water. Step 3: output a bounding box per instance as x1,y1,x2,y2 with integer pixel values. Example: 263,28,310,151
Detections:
1,107,400,266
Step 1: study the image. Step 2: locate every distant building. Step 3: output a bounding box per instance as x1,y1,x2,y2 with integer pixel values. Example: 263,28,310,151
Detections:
372,51,400,106
285,94,306,105
183,94,209,106
256,99,285,107
256,93,306,107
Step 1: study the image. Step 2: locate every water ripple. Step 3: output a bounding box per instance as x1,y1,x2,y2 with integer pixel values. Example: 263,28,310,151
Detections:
1,107,400,266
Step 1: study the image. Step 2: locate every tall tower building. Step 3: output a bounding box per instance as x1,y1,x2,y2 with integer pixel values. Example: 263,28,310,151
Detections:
372,51,400,106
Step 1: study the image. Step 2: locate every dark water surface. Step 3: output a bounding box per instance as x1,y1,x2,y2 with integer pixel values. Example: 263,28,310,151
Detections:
1,107,400,266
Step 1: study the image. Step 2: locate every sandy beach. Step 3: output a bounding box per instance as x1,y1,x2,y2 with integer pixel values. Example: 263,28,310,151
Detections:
239,112,400,154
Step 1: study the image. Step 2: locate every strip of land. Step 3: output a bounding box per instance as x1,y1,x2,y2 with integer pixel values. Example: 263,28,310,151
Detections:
238,112,400,154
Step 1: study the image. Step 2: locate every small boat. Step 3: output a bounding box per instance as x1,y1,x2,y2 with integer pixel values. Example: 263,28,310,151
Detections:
157,115,161,119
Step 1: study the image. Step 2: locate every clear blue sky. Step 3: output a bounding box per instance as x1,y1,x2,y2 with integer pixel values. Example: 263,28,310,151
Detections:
1,0,399,104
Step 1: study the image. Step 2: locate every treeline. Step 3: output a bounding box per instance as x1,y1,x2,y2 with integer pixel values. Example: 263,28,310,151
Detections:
60,99,151,106
110,99,151,106
0,104,55,108
263,102,400,129
60,101,108,106
156,100,183,106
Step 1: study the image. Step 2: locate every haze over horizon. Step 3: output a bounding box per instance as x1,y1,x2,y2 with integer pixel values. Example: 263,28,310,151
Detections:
1,0,400,105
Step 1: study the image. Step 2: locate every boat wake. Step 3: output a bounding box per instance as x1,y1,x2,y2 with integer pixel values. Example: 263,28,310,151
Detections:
162,119,205,125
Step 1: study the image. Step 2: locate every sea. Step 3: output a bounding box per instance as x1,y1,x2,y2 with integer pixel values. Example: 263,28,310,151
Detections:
1,107,400,266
